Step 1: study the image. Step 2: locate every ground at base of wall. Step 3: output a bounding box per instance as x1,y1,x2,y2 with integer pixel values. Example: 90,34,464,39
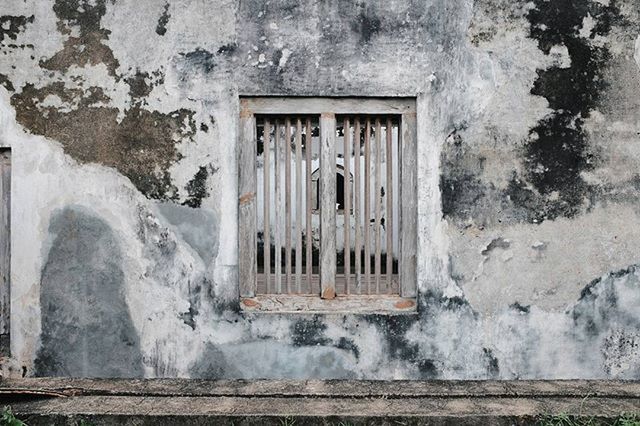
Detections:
1,379,640,425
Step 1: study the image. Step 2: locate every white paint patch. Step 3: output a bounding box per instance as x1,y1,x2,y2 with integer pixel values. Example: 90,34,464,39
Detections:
548,44,571,68
453,203,640,314
579,14,596,39
279,48,292,68
635,35,640,71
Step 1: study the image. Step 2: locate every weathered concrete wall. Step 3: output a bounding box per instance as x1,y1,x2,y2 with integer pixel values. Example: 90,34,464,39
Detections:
0,0,639,379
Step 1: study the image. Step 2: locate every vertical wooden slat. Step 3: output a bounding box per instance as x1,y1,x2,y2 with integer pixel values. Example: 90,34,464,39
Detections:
374,118,382,294
400,112,417,298
386,118,394,293
285,118,292,293
364,118,371,294
274,120,282,293
0,149,10,357
320,113,336,299
353,119,362,294
263,120,271,293
238,108,257,297
295,119,303,293
305,119,313,293
343,118,351,295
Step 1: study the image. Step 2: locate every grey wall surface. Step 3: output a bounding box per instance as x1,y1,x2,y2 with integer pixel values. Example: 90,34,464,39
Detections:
0,0,639,379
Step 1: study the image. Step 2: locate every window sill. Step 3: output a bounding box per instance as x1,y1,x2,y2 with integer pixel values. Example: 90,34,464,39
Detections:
240,294,417,315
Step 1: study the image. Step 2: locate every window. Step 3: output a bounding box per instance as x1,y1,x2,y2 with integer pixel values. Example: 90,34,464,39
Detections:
239,98,417,312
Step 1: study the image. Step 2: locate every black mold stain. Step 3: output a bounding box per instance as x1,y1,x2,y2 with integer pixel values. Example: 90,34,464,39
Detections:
155,3,171,36
580,265,635,300
35,206,143,377
448,1,630,226
422,289,474,313
190,343,240,378
481,237,510,255
43,0,119,76
217,43,237,56
440,174,486,219
125,70,152,100
504,175,548,223
439,126,488,221
483,348,500,378
0,73,14,92
572,265,637,338
52,0,110,34
179,305,197,330
519,0,623,221
364,314,437,378
510,302,531,314
126,69,165,106
602,331,640,375
181,48,216,74
0,15,34,44
351,4,382,44
200,123,209,132
179,280,203,330
334,337,360,360
182,166,211,208
290,317,330,347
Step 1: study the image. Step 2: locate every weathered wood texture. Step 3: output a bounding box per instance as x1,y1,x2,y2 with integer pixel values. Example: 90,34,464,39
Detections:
0,149,10,357
242,97,416,115
238,112,257,298
374,118,382,293
353,119,362,293
295,119,303,292
343,118,351,294
242,293,415,314
305,119,313,292
263,120,271,293
274,121,282,293
400,112,417,298
285,119,292,293
363,119,371,293
319,113,336,299
386,118,394,292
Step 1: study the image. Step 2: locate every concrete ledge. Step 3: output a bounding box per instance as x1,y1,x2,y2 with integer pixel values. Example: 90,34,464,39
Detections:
1,379,639,425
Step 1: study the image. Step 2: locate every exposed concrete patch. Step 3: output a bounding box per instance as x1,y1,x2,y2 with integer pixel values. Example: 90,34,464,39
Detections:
192,341,356,379
156,202,219,263
453,203,640,314
11,82,196,200
35,206,143,377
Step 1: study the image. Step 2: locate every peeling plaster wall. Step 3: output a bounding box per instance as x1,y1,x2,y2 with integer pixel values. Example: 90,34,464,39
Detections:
0,0,639,379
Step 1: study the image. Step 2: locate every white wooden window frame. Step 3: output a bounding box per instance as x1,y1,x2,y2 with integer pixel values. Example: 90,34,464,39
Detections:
238,97,417,313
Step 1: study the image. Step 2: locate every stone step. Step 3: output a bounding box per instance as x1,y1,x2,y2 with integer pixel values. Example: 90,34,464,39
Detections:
2,379,639,425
